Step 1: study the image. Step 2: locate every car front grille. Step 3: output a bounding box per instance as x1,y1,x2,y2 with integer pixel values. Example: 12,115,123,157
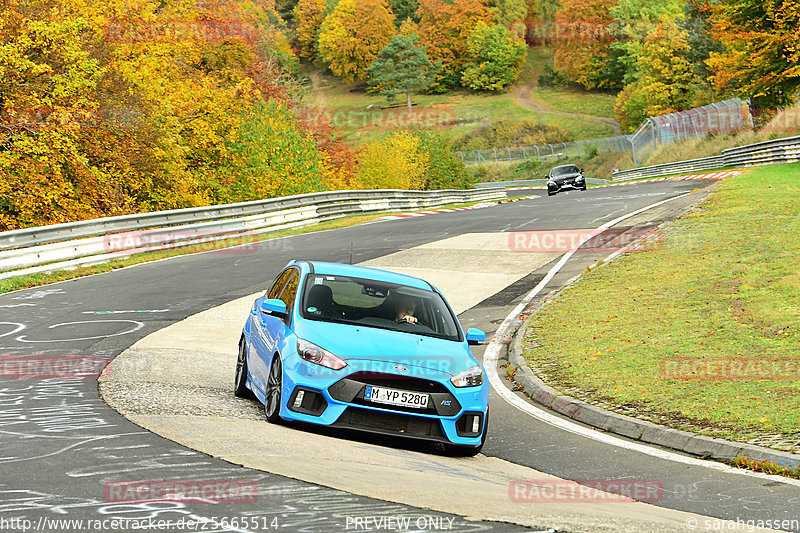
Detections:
328,371,461,416
344,371,450,393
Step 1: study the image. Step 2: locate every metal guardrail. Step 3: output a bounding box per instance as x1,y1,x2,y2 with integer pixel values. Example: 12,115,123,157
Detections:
0,188,505,280
611,135,800,181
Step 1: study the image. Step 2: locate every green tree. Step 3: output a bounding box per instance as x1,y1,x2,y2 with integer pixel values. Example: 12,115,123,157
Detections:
365,33,440,117
707,0,800,109
318,0,396,82
228,102,327,199
389,0,419,26
461,22,527,91
415,130,473,189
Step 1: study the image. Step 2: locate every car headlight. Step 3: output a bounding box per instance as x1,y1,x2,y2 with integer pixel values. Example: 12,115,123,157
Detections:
297,339,347,370
547,181,556,187
450,365,484,387
576,175,585,182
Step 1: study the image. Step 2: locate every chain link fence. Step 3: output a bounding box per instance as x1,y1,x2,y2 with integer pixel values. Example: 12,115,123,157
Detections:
457,98,753,168
629,98,753,166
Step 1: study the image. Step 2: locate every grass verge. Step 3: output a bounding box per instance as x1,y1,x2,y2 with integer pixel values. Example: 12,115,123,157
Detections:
523,164,800,447
0,199,498,295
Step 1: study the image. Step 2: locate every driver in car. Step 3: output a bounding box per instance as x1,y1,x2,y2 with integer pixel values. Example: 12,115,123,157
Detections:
393,294,418,324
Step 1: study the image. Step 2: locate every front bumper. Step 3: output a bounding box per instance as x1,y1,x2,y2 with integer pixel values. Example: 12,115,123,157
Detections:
549,178,585,192
278,358,489,446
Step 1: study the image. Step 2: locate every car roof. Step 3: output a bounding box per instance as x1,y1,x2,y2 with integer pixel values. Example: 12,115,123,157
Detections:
296,261,434,291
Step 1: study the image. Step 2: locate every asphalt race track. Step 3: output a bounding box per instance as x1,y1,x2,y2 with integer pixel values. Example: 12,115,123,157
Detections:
2,180,799,532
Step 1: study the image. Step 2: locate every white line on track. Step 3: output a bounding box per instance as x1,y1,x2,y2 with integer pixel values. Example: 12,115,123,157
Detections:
483,193,800,488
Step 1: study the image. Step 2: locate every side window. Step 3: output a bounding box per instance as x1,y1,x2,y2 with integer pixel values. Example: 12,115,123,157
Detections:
267,269,292,300
277,270,300,310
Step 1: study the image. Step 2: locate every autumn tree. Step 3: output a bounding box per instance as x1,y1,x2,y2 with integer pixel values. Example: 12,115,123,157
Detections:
525,0,560,45
416,0,492,90
608,0,685,84
318,0,396,82
706,0,800,109
294,0,327,60
552,0,624,90
491,0,528,32
357,130,429,190
614,19,697,131
365,34,440,117
461,23,527,90
0,0,354,230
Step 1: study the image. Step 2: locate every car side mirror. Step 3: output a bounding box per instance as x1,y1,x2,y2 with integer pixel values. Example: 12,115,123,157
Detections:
261,298,287,318
466,328,486,345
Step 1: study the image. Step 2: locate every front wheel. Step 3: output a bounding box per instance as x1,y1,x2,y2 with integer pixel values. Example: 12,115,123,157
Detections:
264,355,283,423
234,340,254,399
547,190,556,197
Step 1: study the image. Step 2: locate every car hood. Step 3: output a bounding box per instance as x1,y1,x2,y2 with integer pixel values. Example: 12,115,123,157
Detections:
294,320,477,377
551,172,581,181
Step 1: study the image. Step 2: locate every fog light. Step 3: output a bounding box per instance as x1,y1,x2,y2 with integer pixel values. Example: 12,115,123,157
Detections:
293,390,305,409
471,415,480,433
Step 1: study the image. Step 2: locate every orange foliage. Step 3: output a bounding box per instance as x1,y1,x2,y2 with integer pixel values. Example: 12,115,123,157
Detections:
416,0,491,89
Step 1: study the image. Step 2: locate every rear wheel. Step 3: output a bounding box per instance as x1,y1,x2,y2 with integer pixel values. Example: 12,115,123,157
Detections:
264,355,283,423
234,340,254,399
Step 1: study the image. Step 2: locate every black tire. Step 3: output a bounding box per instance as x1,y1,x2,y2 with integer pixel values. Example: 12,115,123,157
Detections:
547,190,556,197
264,355,283,423
581,185,587,191
234,340,254,399
445,410,489,457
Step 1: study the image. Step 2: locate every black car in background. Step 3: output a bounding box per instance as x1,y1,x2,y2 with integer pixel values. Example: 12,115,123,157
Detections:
545,164,587,196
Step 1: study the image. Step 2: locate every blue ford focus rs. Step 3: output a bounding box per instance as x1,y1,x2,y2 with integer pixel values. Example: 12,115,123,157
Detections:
234,260,489,455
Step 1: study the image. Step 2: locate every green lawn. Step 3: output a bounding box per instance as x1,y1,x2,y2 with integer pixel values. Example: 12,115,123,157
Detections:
523,164,800,443
521,48,618,119
307,47,617,146
528,86,617,119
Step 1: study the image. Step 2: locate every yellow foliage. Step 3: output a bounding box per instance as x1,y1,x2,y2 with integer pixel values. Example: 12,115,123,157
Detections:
356,130,429,190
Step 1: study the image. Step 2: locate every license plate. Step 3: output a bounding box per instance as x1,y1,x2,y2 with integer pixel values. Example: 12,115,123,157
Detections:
364,385,429,409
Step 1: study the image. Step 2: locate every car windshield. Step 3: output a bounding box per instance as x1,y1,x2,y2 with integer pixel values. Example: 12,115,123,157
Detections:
299,274,461,341
552,165,579,176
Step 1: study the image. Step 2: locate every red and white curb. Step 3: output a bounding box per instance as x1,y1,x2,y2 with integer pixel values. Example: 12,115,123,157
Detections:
601,170,743,186
380,197,539,220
